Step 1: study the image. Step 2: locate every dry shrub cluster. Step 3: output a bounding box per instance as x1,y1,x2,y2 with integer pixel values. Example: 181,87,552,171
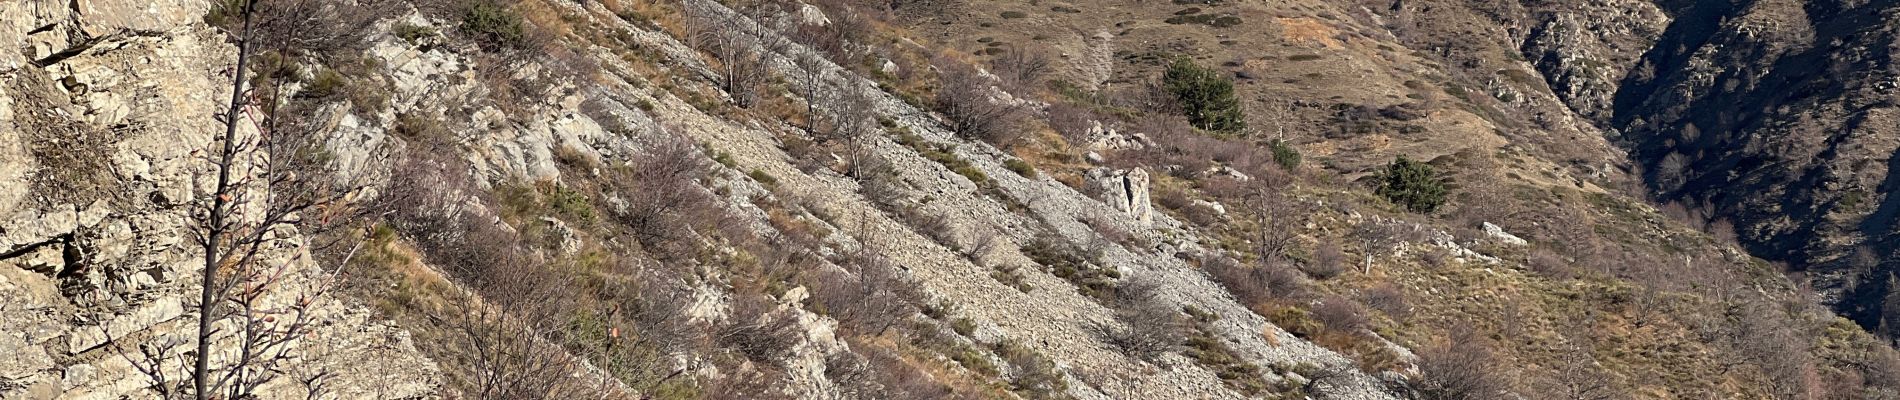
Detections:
1090,279,1188,363
714,296,803,367
603,137,724,260
856,154,909,208
1305,242,1347,279
933,56,1027,147
1410,328,1514,400
1311,295,1369,333
998,342,1067,398
1204,256,1309,308
374,159,629,399
808,248,918,336
988,46,1051,95
1524,249,1573,279
1112,115,1248,179
1082,213,1143,251
372,127,818,397
1044,102,1101,146
1360,284,1409,321
1023,229,1119,301
825,340,958,399
791,0,874,64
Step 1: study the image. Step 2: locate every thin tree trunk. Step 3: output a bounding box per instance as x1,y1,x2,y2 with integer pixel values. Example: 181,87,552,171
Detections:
195,2,257,398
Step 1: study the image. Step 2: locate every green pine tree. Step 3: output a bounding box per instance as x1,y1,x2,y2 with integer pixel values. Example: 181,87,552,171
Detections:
1164,57,1247,134
1376,155,1447,214
1269,139,1301,170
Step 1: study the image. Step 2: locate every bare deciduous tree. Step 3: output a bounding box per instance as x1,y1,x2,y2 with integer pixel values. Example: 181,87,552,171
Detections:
1240,185,1299,262
1353,220,1414,274
796,53,830,133
1255,97,1301,140
1658,151,1692,191
123,1,371,398
814,76,880,179
1541,334,1621,400
689,7,789,108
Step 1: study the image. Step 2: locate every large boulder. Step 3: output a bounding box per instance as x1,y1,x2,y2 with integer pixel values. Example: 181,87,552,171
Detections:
1087,167,1153,224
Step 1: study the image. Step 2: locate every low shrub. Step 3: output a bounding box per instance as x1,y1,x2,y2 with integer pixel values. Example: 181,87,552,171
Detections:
1092,293,1186,363
1361,284,1409,320
950,346,998,376
1269,139,1301,170
302,68,346,99
998,342,1067,397
394,22,437,44
747,169,779,187
1204,257,1306,307
1304,242,1346,279
933,57,1026,147
462,1,525,49
1004,159,1037,178
952,317,977,337
1413,329,1515,400
990,265,1034,293
1023,230,1117,301
1311,295,1368,332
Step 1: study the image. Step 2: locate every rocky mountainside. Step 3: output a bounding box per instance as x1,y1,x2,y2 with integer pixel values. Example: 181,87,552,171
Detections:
1590,0,1900,334
3,0,1900,399
1376,0,1900,338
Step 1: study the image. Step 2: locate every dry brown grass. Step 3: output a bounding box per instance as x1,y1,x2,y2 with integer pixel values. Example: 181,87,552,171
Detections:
517,1,574,37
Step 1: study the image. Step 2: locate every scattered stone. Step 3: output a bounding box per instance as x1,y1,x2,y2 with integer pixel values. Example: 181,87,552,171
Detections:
1193,199,1227,217
542,217,584,255
796,3,830,26
61,364,93,390
1085,121,1150,151
1482,222,1528,246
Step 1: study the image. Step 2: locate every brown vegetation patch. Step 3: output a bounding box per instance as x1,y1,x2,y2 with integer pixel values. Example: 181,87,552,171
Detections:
1275,17,1343,49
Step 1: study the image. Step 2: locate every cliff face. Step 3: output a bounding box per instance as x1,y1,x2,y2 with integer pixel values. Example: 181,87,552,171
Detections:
0,1,441,398
1561,0,1900,330
1397,0,1900,336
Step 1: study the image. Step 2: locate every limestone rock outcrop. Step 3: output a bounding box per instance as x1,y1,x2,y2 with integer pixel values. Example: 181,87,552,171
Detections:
0,1,442,398
1087,167,1153,224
